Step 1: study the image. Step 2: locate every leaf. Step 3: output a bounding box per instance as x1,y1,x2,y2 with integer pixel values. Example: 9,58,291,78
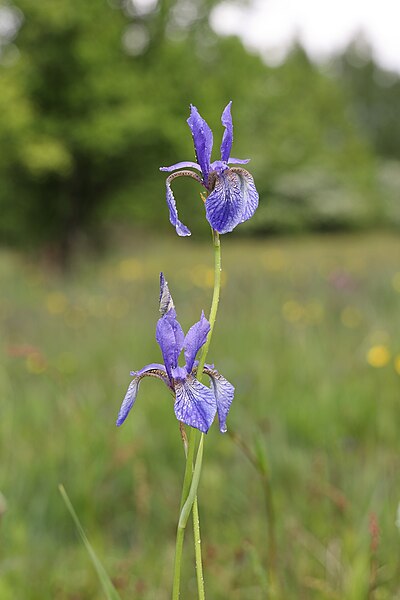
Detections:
59,484,122,600
178,434,204,529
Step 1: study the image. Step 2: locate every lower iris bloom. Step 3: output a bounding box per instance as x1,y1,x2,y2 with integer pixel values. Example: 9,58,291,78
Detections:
116,274,234,434
160,101,259,236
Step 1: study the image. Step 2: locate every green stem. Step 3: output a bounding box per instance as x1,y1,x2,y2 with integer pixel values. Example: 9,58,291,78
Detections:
172,526,185,600
172,428,197,600
171,230,222,600
196,229,221,381
179,435,204,528
190,230,220,600
192,496,205,600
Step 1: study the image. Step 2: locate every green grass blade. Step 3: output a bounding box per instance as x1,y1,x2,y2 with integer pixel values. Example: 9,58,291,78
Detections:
59,484,122,600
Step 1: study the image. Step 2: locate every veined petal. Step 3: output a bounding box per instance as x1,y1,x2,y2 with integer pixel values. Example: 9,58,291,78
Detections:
228,157,250,165
116,378,140,427
187,105,213,182
184,311,210,373
156,311,184,379
205,170,245,234
159,272,174,317
160,161,201,173
174,375,217,434
203,366,235,433
116,365,169,426
230,167,259,223
220,101,233,162
165,173,191,237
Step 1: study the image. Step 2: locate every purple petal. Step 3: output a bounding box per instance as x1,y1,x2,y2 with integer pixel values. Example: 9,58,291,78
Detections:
187,105,213,182
228,158,250,165
230,167,259,223
116,378,140,427
159,272,175,317
165,173,191,236
171,365,188,380
116,365,168,426
203,366,235,433
184,311,210,373
131,363,167,377
160,161,201,173
156,312,184,379
205,170,245,234
174,375,217,433
220,101,233,162
210,160,229,175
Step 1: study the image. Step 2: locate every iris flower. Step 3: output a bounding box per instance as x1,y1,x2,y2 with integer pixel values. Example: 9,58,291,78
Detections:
160,101,259,236
116,274,234,434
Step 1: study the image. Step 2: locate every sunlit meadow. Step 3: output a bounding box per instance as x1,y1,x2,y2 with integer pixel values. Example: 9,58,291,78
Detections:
1,232,400,599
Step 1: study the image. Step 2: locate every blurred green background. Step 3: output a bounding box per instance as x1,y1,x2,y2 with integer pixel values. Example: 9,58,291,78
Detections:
0,0,399,598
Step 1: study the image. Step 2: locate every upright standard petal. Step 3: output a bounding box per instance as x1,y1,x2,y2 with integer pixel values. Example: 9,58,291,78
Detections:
187,105,213,183
116,365,169,426
174,375,217,434
203,366,235,433
220,101,233,163
205,170,245,234
230,167,259,223
156,312,184,379
159,273,174,317
183,311,210,373
165,174,191,237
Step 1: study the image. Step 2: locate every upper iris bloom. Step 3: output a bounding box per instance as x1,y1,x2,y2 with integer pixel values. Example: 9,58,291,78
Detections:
160,101,259,236
116,274,234,434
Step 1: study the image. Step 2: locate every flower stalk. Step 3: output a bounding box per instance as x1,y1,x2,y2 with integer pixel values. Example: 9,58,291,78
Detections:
172,228,222,600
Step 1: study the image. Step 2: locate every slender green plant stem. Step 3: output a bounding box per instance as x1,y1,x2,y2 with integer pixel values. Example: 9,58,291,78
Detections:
190,230,220,600
179,435,204,528
172,433,203,600
172,525,185,600
172,229,222,600
172,429,197,600
192,495,204,599
196,229,221,380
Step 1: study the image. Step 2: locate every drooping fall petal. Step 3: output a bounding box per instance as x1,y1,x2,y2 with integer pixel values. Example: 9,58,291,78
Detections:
174,375,217,433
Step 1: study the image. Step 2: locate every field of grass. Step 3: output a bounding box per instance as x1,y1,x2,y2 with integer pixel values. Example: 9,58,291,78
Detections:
1,232,399,599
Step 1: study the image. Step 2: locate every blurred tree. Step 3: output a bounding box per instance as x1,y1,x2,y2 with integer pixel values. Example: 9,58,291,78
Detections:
230,43,379,232
332,36,400,229
0,0,223,264
334,35,400,160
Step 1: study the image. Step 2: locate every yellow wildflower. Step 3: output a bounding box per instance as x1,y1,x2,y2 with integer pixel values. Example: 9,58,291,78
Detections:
367,345,391,368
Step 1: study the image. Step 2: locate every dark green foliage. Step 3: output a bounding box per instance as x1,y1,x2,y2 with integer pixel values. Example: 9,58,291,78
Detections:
334,36,400,160
0,1,395,261
332,37,400,229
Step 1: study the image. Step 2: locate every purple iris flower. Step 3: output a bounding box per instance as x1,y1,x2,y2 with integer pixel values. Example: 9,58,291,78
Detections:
160,101,259,236
116,274,234,434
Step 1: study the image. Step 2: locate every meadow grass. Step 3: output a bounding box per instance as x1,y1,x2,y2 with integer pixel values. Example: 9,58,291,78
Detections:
1,232,399,599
